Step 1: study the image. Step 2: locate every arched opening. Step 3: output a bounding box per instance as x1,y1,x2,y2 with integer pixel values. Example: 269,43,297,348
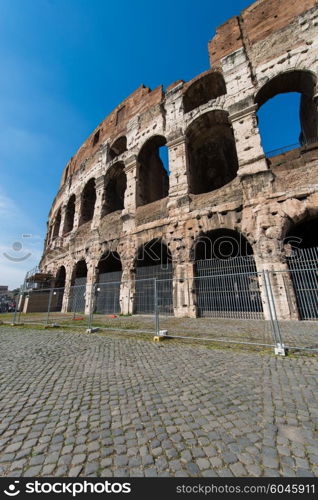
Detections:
53,266,66,312
285,217,318,319
183,72,226,113
69,260,87,313
95,252,122,314
135,239,173,314
137,136,169,207
256,70,318,156
52,208,61,240
193,229,262,318
186,111,239,195
109,136,127,160
102,163,127,216
47,225,53,247
79,178,96,225
63,195,76,234
55,266,66,288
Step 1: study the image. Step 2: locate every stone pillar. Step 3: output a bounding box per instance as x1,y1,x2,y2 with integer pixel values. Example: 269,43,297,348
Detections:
85,261,98,315
167,134,190,199
58,205,67,237
254,248,299,321
229,104,268,176
120,264,134,315
122,156,137,232
61,266,73,313
72,195,82,231
91,176,105,229
173,262,197,318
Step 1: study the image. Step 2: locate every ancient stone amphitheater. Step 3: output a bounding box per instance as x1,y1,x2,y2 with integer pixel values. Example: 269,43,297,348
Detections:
30,0,318,322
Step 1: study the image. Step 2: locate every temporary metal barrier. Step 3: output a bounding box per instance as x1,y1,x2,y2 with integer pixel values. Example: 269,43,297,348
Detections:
195,257,262,318
135,264,172,314
95,271,122,314
286,247,318,320
267,269,318,352
7,267,318,355
157,273,275,349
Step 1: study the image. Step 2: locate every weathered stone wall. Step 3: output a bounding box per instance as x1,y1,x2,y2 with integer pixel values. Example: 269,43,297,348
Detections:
39,0,318,320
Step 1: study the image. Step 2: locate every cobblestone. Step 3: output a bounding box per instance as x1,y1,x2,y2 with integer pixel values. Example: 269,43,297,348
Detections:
0,327,317,477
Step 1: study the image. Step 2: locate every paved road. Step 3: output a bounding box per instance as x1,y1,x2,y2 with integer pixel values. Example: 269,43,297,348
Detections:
0,327,317,477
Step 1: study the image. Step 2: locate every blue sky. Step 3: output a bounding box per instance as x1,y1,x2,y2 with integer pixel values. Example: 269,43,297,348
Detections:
0,0,301,289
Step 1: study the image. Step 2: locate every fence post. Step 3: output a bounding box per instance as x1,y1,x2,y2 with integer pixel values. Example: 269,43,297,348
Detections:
12,295,19,325
46,288,54,326
263,270,286,356
18,293,25,324
87,283,97,333
154,278,159,335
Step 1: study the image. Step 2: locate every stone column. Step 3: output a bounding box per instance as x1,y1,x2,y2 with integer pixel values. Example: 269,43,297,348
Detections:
167,134,190,200
72,195,82,231
253,239,299,321
58,205,67,238
85,261,98,315
91,176,105,229
122,156,137,232
173,261,197,318
61,265,73,313
120,264,134,315
229,104,268,176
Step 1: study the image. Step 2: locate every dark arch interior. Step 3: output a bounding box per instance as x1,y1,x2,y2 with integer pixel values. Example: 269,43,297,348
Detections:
183,72,226,113
74,260,87,280
137,136,169,206
136,239,172,268
186,111,239,195
285,218,318,249
256,70,318,152
194,229,253,261
98,252,122,274
55,266,66,288
47,225,53,246
80,178,96,225
52,209,61,239
63,195,76,234
109,136,127,160
102,163,127,216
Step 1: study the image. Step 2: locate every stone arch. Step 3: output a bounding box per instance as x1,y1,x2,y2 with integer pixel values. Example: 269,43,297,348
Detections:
136,135,169,207
284,216,318,320
102,163,127,216
134,238,173,314
55,265,66,288
52,208,62,239
255,69,318,149
186,110,239,195
192,228,262,318
68,259,87,313
52,265,66,312
79,178,96,225
71,259,87,286
109,136,127,160
63,194,76,234
95,251,123,314
183,71,226,113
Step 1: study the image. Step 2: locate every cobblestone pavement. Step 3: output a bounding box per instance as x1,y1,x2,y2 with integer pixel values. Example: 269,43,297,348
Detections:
0,326,317,478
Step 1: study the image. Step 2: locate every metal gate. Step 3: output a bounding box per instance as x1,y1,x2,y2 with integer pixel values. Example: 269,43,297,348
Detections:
68,277,86,313
195,256,263,318
287,247,318,320
95,271,122,314
135,264,173,314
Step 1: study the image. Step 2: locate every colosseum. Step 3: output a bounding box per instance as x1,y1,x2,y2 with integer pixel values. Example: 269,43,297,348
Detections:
27,0,318,323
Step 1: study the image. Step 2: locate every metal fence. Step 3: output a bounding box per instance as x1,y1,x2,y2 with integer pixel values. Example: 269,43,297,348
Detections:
7,268,318,355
